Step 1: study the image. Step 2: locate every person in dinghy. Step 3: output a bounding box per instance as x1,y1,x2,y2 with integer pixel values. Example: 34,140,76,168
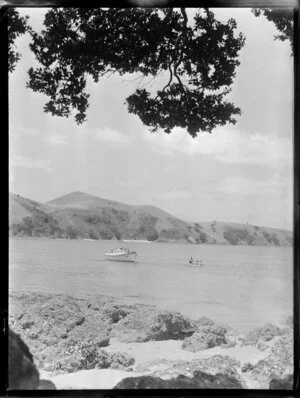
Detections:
189,257,203,266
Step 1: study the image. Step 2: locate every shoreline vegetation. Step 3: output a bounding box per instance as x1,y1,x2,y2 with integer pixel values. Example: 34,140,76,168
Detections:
9,192,292,246
9,291,293,390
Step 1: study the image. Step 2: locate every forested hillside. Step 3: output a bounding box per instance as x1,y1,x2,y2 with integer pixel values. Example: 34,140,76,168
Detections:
9,192,293,247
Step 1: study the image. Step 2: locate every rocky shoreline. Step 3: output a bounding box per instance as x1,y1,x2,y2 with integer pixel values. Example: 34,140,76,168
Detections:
9,292,293,390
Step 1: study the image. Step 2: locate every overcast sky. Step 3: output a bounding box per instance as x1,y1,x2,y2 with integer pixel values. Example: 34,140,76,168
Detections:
9,7,293,230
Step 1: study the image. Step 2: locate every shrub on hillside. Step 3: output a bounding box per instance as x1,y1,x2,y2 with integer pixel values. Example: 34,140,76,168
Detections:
198,231,208,243
115,232,122,240
223,227,248,245
85,215,101,224
10,210,65,238
263,231,280,246
161,228,182,240
245,233,255,245
65,226,78,239
147,231,159,241
194,223,203,233
88,229,98,240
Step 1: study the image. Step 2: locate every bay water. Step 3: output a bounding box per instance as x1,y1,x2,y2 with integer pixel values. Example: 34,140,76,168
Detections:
9,238,293,333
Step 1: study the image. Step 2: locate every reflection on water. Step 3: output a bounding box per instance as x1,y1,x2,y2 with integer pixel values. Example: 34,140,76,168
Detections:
9,238,293,333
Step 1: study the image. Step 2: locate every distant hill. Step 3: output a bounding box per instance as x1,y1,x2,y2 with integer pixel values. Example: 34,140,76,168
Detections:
9,192,293,247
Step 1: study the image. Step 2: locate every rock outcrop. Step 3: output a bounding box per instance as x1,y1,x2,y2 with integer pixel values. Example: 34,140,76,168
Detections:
111,307,196,343
114,371,243,389
181,318,229,352
8,328,55,390
269,374,293,389
10,293,197,373
242,323,285,347
9,292,293,389
135,355,242,384
9,293,119,372
245,332,293,388
42,340,135,373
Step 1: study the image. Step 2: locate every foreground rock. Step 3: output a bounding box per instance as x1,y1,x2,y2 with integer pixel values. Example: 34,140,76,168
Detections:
181,318,228,352
42,341,135,373
242,332,293,388
111,307,196,343
135,355,242,384
9,328,55,390
269,374,293,389
9,292,293,389
180,317,239,352
9,293,196,372
10,293,111,372
114,371,243,389
242,323,285,348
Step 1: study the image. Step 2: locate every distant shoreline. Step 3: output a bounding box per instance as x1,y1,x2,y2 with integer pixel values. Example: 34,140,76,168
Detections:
9,235,293,248
122,239,152,243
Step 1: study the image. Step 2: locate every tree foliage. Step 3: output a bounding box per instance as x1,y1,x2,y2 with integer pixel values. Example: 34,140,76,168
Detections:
8,8,31,73
252,8,293,54
27,8,245,136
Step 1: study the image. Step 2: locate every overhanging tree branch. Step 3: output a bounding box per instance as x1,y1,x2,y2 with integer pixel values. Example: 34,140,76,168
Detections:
23,7,245,136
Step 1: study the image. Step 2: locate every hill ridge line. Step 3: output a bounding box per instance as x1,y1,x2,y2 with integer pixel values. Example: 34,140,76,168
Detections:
9,192,293,246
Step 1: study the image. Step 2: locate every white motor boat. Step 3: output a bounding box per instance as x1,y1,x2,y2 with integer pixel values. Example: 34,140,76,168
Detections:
105,248,137,262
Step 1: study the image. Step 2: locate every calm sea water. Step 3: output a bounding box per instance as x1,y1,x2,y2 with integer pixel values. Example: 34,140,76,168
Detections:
9,238,293,333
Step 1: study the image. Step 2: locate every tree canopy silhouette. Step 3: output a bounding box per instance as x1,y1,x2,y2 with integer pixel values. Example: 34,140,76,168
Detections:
252,8,293,54
7,8,31,73
11,8,246,137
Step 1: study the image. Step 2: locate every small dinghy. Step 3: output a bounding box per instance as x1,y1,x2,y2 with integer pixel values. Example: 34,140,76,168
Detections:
188,257,203,267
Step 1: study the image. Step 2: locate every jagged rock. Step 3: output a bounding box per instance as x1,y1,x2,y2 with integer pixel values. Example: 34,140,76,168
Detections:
195,316,217,328
286,315,293,327
270,331,293,366
241,362,254,372
222,328,241,348
248,332,293,388
256,340,269,351
114,371,243,389
112,307,196,343
269,374,293,389
181,321,227,352
193,370,243,388
115,375,167,389
137,355,241,383
221,340,237,349
9,293,111,371
181,331,223,351
43,341,135,374
193,355,241,379
10,294,89,346
103,305,133,323
242,323,284,346
110,352,135,369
